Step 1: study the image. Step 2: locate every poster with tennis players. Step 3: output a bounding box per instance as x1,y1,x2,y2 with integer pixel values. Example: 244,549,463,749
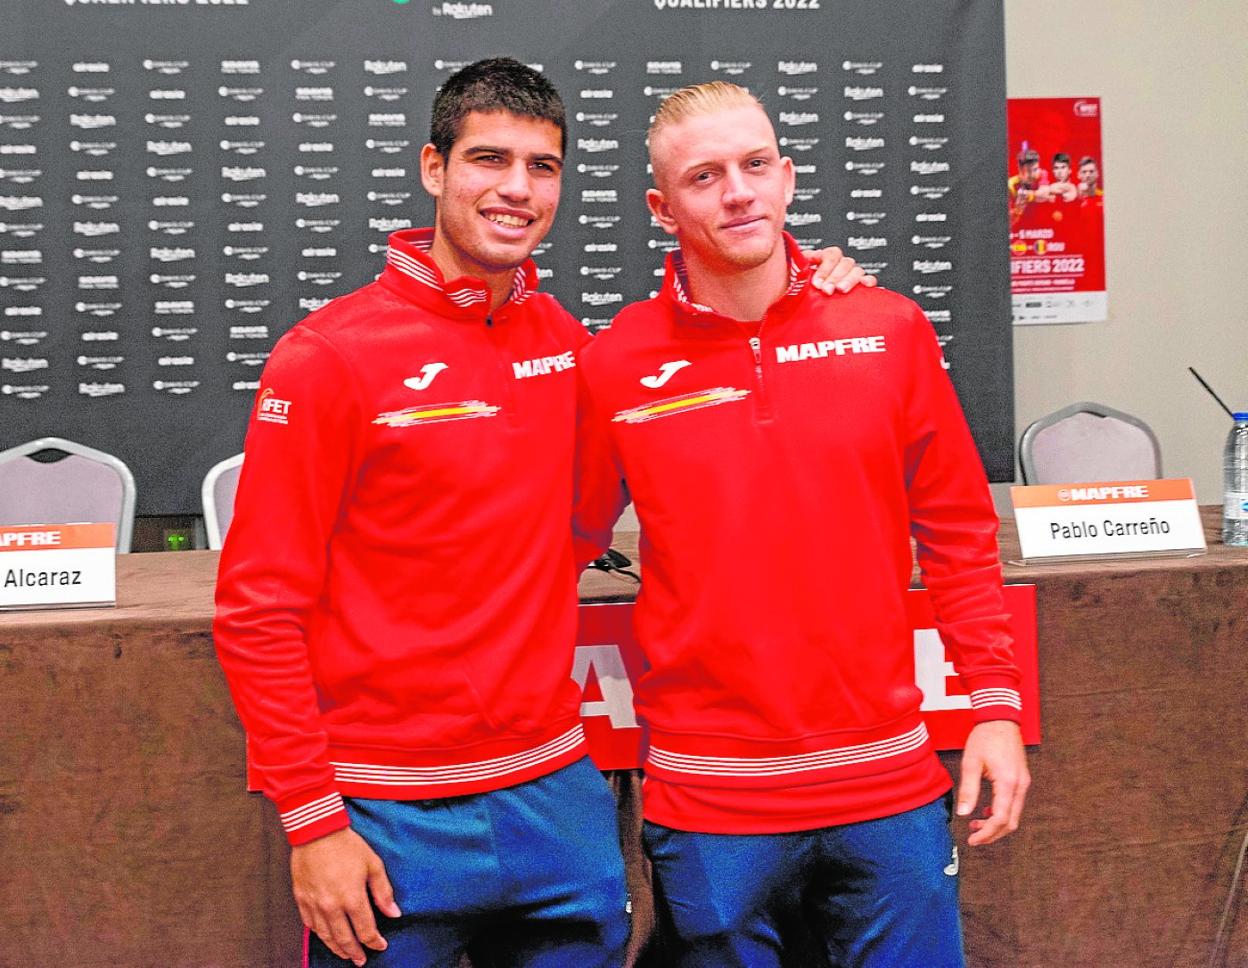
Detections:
1007,97,1106,324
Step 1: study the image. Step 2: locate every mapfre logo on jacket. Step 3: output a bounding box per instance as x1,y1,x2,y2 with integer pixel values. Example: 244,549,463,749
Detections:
775,335,887,363
513,351,575,380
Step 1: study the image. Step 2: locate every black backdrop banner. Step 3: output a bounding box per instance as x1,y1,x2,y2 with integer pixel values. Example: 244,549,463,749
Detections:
1,0,1012,514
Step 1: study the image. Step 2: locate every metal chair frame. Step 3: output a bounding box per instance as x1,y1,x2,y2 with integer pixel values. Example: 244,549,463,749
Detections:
1018,401,1162,484
201,453,245,550
0,435,137,552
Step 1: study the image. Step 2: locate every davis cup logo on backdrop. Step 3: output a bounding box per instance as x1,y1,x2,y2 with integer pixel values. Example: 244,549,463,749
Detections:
291,60,336,75
364,86,407,101
151,325,197,340
143,59,187,75
296,165,340,180
2,329,48,347
1,382,49,399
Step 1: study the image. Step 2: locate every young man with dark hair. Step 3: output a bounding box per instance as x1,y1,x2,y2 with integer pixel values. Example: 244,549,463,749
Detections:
215,60,868,968
428,56,568,159
575,81,1029,968
1049,151,1077,202
215,56,628,968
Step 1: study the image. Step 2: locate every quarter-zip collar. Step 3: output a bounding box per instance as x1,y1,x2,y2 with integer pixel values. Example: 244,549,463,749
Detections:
379,227,540,322
660,231,813,333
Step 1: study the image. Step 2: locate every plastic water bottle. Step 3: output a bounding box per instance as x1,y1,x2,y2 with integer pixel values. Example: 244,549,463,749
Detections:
1224,413,1248,546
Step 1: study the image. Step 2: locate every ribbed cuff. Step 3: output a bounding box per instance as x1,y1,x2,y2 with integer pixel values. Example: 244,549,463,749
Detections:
277,788,351,846
967,680,1023,725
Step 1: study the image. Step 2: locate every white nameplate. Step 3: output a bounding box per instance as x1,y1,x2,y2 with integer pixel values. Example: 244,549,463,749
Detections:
0,523,117,610
1011,479,1206,561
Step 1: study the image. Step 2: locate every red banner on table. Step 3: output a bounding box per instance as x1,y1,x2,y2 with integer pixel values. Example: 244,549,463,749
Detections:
1007,97,1106,325
576,585,1041,769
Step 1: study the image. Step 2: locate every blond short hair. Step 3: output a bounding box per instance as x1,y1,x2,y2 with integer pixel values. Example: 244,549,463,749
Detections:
648,81,763,144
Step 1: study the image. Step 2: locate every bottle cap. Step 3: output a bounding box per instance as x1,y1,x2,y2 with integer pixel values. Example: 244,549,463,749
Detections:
1236,412,1248,420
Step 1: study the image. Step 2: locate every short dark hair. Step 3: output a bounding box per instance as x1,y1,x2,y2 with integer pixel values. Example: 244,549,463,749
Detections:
1052,152,1071,165
1017,148,1040,166
1079,155,1097,168
429,57,566,159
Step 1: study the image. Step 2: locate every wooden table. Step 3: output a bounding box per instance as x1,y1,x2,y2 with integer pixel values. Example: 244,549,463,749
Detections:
2,510,1246,967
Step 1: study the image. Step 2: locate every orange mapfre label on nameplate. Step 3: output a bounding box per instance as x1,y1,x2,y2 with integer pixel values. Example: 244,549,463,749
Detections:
0,523,116,551
1011,479,1194,508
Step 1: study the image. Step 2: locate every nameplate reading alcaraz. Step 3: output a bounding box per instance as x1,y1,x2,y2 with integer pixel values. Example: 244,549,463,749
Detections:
0,523,117,610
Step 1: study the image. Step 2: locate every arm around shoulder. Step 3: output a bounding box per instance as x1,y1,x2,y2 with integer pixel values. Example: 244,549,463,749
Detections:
572,343,628,569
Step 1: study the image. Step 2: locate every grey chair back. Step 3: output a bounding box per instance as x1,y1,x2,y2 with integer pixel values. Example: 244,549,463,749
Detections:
201,453,244,550
1019,402,1162,485
0,436,137,552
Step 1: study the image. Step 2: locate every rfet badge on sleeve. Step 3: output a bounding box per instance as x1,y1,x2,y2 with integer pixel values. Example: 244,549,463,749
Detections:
0,523,117,610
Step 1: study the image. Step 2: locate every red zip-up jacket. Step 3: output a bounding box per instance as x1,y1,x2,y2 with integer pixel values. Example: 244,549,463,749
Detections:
215,229,589,846
574,236,1021,833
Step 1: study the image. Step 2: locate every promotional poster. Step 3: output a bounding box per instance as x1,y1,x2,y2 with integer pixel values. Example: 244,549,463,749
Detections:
1008,96,1107,324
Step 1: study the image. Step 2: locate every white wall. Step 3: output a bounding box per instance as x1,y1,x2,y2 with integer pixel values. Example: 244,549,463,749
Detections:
1005,1,1248,501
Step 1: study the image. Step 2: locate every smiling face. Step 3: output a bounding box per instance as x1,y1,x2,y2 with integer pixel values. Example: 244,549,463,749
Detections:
646,102,794,277
420,109,563,292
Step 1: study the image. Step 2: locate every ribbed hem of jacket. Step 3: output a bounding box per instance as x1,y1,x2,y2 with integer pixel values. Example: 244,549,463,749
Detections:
641,758,954,835
274,721,587,846
644,714,937,791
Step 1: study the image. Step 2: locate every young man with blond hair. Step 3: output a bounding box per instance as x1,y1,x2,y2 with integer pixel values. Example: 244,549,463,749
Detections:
575,81,1030,967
